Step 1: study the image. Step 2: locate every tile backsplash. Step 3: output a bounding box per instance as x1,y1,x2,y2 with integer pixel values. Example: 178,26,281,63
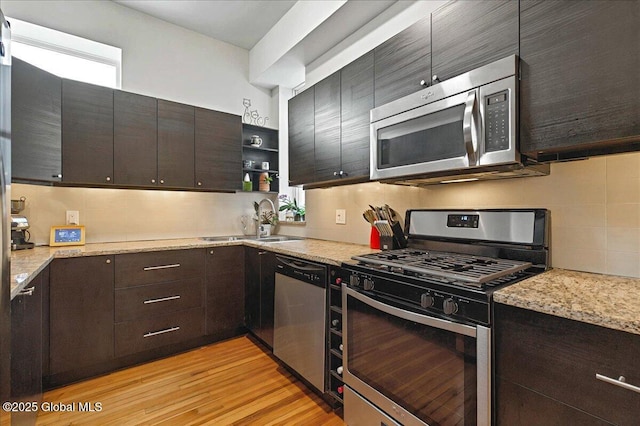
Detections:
11,151,640,279
302,152,640,278
10,184,275,245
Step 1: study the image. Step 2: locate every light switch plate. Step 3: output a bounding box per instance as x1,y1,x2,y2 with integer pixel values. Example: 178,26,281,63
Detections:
66,210,80,225
335,209,346,225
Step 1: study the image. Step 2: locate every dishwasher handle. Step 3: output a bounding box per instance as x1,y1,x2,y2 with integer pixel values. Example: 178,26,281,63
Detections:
275,255,326,273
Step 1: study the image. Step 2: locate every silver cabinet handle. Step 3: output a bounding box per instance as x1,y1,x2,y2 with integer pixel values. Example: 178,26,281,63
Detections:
596,374,640,394
143,326,180,338
106,176,111,182
106,259,111,264
17,287,34,296
463,90,479,166
143,263,180,271
143,295,180,304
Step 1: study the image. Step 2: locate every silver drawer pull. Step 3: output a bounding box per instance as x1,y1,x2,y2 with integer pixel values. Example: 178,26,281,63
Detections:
596,374,640,394
143,326,180,338
143,263,181,271
143,295,181,304
17,287,35,297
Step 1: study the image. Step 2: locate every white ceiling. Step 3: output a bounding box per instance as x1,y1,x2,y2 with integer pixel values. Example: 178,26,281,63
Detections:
113,0,402,89
114,0,297,50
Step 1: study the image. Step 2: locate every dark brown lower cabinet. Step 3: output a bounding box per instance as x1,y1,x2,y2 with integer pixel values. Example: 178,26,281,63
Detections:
115,307,204,358
245,247,275,348
11,271,44,426
49,256,115,376
205,246,245,337
495,303,640,425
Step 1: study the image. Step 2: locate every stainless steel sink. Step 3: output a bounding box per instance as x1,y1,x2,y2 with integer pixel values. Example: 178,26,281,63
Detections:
200,235,304,243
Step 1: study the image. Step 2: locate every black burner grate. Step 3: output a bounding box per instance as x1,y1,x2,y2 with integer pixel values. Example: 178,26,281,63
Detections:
352,248,532,286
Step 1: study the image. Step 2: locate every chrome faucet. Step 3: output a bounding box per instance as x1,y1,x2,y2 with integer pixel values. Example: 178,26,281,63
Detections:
256,198,276,238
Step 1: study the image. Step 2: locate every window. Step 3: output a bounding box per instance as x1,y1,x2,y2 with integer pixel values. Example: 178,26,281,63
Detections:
9,17,121,89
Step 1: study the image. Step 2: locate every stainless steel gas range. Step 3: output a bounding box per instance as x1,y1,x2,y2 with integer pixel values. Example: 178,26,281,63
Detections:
341,209,549,426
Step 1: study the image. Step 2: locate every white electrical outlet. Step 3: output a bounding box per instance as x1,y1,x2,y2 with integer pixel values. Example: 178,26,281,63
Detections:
66,210,80,225
335,209,346,225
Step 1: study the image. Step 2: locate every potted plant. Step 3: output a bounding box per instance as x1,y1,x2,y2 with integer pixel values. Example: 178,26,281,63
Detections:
259,172,273,192
278,195,305,221
253,201,278,236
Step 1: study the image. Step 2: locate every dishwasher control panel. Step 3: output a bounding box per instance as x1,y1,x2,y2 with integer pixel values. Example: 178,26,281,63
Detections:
275,255,327,286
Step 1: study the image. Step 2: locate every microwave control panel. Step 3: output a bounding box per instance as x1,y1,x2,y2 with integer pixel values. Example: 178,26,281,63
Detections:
485,90,509,152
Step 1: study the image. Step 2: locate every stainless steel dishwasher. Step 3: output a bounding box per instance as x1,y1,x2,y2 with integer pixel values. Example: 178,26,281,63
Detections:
273,254,327,393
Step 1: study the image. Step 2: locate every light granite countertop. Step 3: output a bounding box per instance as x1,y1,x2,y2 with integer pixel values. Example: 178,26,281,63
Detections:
494,268,640,336
10,237,378,299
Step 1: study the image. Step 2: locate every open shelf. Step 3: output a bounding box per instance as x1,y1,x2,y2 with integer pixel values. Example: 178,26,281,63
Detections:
242,124,278,193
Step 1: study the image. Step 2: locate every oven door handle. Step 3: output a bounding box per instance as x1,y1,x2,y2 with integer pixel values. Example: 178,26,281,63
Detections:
463,90,480,167
344,286,477,337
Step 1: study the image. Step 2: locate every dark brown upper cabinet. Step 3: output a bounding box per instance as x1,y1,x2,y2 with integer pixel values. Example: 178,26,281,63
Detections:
288,87,315,186
374,16,430,107
519,0,640,161
341,51,374,181
314,71,342,182
114,91,158,186
431,0,519,82
11,58,62,183
194,108,242,191
157,99,195,188
62,79,114,185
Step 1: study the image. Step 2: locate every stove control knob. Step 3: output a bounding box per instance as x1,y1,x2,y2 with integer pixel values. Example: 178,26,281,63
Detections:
443,298,459,315
363,278,374,291
420,293,434,308
350,275,361,287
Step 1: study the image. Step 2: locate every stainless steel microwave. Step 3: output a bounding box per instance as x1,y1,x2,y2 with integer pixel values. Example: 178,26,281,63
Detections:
370,55,548,184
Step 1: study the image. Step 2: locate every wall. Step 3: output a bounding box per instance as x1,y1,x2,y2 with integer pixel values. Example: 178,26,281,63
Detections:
12,184,273,244
301,152,640,278
2,0,273,117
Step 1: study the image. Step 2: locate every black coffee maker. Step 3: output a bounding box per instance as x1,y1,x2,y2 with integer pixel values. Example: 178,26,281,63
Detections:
11,196,35,250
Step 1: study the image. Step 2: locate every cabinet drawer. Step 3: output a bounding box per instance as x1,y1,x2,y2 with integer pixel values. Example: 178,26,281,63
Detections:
495,304,640,426
115,307,204,357
115,249,204,288
115,278,204,322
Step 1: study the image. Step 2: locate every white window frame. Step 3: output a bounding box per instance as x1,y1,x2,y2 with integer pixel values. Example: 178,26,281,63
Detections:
8,17,122,88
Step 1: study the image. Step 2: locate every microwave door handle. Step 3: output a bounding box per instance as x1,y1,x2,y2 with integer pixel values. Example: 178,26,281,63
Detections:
463,90,479,166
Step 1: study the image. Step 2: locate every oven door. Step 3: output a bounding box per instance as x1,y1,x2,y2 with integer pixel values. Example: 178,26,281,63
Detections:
342,285,491,426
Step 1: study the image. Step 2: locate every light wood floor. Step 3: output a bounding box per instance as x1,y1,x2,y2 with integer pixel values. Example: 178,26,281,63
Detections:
36,336,344,425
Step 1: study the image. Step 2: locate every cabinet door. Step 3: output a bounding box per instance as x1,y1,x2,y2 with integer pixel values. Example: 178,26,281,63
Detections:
62,79,114,185
288,87,315,185
194,108,242,191
157,100,195,188
314,71,342,182
11,58,62,182
341,51,374,181
114,91,158,186
50,256,114,375
374,16,430,107
259,250,276,348
519,0,640,159
244,247,261,333
495,303,640,426
206,246,245,336
431,0,518,82
11,273,42,426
